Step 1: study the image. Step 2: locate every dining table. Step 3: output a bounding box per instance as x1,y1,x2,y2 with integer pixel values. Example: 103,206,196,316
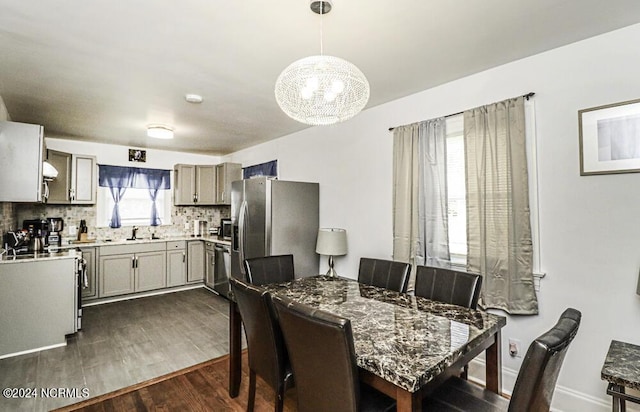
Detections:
227,275,506,412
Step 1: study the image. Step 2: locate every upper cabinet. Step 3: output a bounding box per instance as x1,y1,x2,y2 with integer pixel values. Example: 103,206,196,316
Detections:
174,164,215,206
46,149,97,204
174,162,241,206
0,121,45,202
215,162,241,205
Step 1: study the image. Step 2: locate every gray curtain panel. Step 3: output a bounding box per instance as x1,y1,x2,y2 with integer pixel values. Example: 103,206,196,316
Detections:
417,119,450,268
393,118,450,290
464,96,538,314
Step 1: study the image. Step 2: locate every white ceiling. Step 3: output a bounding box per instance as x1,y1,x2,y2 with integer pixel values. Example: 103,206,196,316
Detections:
1,1,640,155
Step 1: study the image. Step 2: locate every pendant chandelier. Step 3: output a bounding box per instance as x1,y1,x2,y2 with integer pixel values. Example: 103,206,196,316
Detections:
275,0,370,126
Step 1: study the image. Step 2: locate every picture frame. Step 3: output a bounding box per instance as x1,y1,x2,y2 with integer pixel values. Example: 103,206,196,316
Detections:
579,98,640,175
128,149,146,163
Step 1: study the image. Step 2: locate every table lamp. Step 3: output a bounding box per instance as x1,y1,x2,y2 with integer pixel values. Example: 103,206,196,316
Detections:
316,228,347,277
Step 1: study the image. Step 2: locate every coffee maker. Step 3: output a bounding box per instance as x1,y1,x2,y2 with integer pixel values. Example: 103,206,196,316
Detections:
47,217,64,251
22,219,48,252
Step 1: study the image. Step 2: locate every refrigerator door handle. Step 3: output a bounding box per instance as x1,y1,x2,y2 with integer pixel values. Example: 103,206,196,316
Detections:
238,200,248,276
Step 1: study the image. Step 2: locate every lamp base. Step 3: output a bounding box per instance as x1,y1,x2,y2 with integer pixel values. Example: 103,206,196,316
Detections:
325,255,338,278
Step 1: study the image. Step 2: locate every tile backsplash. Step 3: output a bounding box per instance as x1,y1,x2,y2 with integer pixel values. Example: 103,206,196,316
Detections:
11,203,230,242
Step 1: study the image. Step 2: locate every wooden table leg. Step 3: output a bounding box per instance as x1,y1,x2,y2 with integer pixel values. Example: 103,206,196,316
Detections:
396,387,421,412
228,300,242,398
485,329,502,394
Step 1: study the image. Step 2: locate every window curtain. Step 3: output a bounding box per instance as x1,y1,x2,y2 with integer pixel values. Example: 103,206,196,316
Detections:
464,96,538,314
392,118,450,290
243,160,278,179
98,165,171,228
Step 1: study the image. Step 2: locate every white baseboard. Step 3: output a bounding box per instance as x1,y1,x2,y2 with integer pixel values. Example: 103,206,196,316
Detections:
468,358,640,412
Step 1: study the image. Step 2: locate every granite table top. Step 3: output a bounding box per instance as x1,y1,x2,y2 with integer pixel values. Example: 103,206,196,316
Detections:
261,275,507,393
601,340,640,391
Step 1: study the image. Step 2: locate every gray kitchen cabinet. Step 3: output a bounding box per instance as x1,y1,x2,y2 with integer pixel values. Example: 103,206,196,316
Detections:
46,149,97,204
99,243,167,297
80,247,98,300
166,241,187,287
187,240,205,282
204,241,216,288
135,250,167,292
99,254,135,297
174,164,215,205
215,162,241,205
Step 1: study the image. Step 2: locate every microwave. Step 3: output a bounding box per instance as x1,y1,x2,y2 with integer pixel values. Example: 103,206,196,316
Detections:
221,218,232,240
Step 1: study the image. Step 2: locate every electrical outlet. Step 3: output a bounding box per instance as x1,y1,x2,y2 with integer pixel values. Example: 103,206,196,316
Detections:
184,223,190,230
508,338,522,358
68,225,77,236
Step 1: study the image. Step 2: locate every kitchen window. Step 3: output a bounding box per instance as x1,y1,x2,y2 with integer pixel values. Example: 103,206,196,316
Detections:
96,187,171,227
96,165,172,228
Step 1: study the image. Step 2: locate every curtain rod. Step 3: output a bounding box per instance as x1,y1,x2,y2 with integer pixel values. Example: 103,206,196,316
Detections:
388,92,535,132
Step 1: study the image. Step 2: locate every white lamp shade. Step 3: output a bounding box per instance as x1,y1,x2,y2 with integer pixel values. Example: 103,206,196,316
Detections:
316,228,347,256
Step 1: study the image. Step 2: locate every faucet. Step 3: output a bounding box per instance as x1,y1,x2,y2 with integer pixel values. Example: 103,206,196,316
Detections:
131,226,138,240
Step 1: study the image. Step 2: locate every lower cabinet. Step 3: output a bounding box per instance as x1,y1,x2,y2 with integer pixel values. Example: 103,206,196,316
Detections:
99,243,166,298
187,240,205,282
167,241,187,287
80,247,98,300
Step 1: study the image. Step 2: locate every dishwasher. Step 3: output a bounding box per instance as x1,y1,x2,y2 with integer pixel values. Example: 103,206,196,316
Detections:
213,243,231,298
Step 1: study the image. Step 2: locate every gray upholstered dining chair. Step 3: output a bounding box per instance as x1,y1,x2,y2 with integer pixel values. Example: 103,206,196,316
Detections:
422,308,582,412
272,294,396,412
414,265,483,309
229,276,294,412
243,254,295,286
357,257,411,293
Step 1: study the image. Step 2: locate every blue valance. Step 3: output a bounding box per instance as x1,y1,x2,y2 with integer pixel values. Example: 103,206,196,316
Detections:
98,165,171,190
243,160,278,179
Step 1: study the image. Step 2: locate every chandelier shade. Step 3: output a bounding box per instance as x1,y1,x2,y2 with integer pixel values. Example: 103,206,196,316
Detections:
275,55,370,126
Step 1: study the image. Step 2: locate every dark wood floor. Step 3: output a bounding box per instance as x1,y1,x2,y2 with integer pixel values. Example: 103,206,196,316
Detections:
54,352,298,412
0,288,235,412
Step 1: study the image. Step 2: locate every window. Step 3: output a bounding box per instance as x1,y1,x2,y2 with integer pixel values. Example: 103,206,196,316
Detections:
445,115,466,266
97,187,171,227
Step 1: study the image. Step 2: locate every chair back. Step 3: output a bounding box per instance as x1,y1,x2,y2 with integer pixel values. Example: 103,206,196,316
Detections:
244,254,295,286
357,258,411,293
508,308,582,412
414,265,482,309
229,276,288,393
272,295,361,412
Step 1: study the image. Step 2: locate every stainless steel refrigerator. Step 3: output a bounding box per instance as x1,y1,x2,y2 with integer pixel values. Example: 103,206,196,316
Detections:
231,177,319,281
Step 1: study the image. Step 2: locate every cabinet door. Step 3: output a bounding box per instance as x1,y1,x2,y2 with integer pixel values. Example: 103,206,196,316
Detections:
71,154,96,204
187,241,205,282
216,163,241,205
135,250,167,292
99,254,135,297
174,164,196,205
46,149,72,204
80,247,98,300
196,165,216,205
205,247,215,287
167,249,187,287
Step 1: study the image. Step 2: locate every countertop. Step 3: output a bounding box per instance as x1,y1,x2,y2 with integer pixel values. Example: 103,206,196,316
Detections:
58,236,231,249
0,249,80,264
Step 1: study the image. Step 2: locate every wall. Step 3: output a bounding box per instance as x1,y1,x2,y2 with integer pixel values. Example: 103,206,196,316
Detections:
0,95,15,234
11,138,229,242
226,23,640,410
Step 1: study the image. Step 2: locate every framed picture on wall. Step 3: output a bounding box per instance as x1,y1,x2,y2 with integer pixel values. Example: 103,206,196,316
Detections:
129,149,146,163
579,98,640,175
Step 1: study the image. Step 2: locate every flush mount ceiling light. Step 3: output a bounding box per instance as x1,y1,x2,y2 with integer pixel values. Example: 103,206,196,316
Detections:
275,0,370,126
185,94,203,104
147,125,174,139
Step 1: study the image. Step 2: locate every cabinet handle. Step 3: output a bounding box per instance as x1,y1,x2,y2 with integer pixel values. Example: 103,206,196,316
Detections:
182,252,185,263
132,256,136,269
135,257,139,269
69,188,75,201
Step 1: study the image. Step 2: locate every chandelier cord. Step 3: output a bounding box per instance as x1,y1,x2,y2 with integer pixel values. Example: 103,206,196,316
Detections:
319,1,324,55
